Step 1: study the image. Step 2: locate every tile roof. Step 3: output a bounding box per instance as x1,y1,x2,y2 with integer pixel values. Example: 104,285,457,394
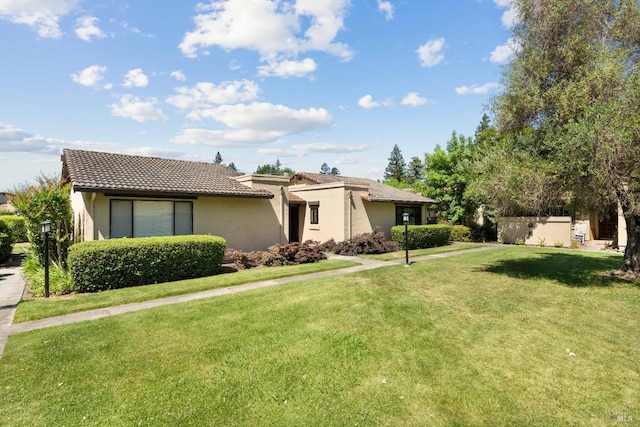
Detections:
290,172,437,204
62,149,273,199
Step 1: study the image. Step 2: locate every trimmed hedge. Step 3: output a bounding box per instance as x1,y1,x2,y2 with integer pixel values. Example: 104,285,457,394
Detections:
0,215,27,243
450,225,472,242
391,224,452,250
0,219,12,264
69,235,226,293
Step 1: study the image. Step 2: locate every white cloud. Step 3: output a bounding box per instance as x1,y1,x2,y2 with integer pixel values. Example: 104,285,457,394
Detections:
377,0,393,20
401,92,427,107
358,94,392,109
71,65,108,87
75,16,106,42
122,68,149,88
125,146,185,158
167,80,260,110
179,0,352,73
0,122,59,154
455,82,501,95
416,37,445,67
110,95,168,122
0,0,79,38
494,0,518,29
258,142,367,158
335,155,365,165
490,38,517,64
257,58,317,78
173,102,332,146
493,0,511,7
170,70,186,81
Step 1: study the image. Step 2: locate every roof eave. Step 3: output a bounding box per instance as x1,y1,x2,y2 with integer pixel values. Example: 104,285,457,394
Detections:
72,185,274,199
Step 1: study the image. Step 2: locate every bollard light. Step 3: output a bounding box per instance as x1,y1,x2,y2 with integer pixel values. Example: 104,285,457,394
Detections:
41,220,51,298
402,212,410,266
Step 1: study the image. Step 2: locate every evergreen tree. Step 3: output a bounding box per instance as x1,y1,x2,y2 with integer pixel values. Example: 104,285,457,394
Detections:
214,152,223,164
255,159,294,176
320,163,331,174
406,156,423,185
383,144,406,181
330,167,340,176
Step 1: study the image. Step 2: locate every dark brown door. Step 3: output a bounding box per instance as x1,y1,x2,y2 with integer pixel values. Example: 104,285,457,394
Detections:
289,206,300,242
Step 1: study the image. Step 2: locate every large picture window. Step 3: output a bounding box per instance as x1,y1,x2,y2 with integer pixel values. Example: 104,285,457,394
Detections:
395,206,422,226
110,200,193,238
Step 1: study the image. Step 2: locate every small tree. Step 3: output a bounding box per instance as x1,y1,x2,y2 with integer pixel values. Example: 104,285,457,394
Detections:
10,174,73,266
214,152,223,164
255,159,295,175
320,163,331,174
330,167,340,176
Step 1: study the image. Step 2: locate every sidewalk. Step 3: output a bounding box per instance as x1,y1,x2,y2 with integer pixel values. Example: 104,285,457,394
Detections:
1,245,499,356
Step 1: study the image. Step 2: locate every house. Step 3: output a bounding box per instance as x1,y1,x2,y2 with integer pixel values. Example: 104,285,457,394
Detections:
62,149,436,251
0,192,15,213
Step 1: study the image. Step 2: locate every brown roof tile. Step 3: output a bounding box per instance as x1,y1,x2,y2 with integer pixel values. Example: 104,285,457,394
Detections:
62,149,273,199
290,172,436,204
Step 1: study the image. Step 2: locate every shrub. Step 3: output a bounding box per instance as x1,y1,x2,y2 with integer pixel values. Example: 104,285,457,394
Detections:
450,225,472,242
228,241,326,270
391,224,452,250
22,253,74,296
0,219,12,264
0,215,27,243
554,241,564,248
69,235,226,293
320,238,338,252
333,228,398,256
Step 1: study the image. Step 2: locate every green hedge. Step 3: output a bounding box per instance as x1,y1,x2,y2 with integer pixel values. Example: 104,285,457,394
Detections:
391,224,452,250
0,215,27,243
450,225,472,242
68,235,226,293
0,219,12,263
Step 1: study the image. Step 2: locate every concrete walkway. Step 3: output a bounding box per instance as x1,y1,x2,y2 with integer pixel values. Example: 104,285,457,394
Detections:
0,245,499,356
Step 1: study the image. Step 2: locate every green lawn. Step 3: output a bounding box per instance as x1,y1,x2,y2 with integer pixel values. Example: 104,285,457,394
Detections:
360,242,486,260
13,259,357,323
1,247,638,426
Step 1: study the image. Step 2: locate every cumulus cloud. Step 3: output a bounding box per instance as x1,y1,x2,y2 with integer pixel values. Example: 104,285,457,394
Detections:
0,0,79,38
401,92,427,107
494,0,518,29
173,102,332,146
179,0,352,75
71,65,108,87
358,94,392,109
0,122,60,154
257,58,317,78
167,80,260,110
125,146,186,158
490,37,517,64
455,82,501,95
75,16,106,42
110,95,168,122
122,68,149,88
170,70,186,81
335,155,365,165
377,0,393,20
416,37,445,67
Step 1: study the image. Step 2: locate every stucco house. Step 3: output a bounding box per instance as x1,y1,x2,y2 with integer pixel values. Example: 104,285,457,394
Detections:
62,149,436,251
0,192,15,213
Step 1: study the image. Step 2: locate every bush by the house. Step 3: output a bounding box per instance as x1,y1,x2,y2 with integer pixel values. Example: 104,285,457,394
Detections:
391,224,452,250
69,235,226,293
22,253,74,296
0,215,28,243
331,228,398,256
227,241,326,270
0,218,12,264
450,225,472,242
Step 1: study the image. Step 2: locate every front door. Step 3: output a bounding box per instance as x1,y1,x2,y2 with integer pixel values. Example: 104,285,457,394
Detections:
289,206,300,242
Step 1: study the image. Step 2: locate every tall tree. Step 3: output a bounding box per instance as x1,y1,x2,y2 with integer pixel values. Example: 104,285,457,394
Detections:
406,156,424,185
320,163,331,174
384,144,406,181
214,152,223,164
482,0,640,274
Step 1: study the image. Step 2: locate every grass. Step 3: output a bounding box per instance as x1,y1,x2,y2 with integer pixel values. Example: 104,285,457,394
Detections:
360,242,487,261
1,247,638,425
13,259,357,323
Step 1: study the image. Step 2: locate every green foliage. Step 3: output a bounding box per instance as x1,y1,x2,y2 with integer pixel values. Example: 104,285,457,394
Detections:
329,228,397,256
1,215,27,243
21,253,74,296
391,224,451,250
423,131,478,225
450,225,472,242
68,235,226,293
405,156,423,185
255,159,295,175
0,219,12,263
383,144,406,181
214,151,223,164
10,174,73,266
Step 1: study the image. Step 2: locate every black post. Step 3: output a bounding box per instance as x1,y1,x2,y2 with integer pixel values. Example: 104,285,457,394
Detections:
44,232,49,298
404,222,409,265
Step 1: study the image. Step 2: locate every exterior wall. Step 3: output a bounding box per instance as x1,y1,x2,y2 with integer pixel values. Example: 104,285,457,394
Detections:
361,200,398,240
290,183,347,242
0,193,15,213
498,216,572,247
617,205,627,247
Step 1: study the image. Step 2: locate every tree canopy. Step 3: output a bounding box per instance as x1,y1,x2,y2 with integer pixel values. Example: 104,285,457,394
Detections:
384,144,406,181
479,0,640,273
255,159,295,176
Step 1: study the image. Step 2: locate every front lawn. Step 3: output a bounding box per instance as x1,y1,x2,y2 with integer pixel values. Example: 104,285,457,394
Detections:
360,242,486,261
1,247,638,426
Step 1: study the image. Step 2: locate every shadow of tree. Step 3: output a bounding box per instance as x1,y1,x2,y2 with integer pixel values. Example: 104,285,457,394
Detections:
478,251,637,287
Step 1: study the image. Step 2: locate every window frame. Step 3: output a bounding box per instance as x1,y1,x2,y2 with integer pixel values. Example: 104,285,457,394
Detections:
309,201,319,225
109,199,194,238
395,205,422,226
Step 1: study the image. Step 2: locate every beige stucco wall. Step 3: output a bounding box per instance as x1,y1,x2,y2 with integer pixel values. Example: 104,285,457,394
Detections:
291,183,347,242
499,216,572,247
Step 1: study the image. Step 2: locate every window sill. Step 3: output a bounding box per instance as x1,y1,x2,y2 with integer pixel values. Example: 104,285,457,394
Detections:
309,225,320,231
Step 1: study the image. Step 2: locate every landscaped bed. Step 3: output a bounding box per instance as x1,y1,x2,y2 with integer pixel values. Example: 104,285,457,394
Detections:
1,247,638,425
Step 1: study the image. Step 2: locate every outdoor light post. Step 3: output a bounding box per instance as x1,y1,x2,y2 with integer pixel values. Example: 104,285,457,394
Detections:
402,212,410,266
41,220,51,298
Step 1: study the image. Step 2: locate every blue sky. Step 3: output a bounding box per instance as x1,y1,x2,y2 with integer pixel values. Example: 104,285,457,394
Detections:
0,0,516,191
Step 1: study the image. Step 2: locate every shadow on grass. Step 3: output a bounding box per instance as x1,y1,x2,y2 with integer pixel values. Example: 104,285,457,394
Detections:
479,251,638,287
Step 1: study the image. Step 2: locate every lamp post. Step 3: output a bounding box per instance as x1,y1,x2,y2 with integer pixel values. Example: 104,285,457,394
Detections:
41,220,51,298
402,212,410,266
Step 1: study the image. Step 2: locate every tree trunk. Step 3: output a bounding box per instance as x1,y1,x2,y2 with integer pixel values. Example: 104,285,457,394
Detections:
621,214,640,275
